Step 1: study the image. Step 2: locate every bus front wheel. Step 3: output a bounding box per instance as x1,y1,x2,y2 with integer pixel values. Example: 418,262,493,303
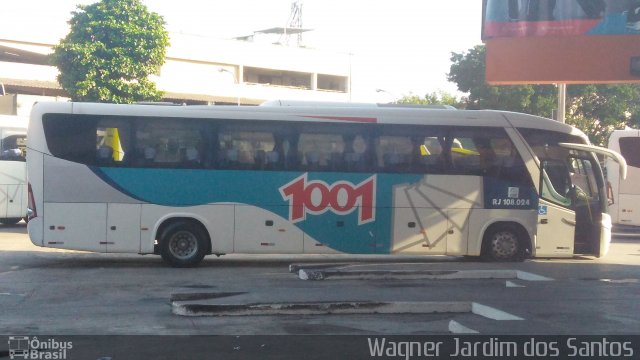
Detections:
160,222,208,267
482,225,526,262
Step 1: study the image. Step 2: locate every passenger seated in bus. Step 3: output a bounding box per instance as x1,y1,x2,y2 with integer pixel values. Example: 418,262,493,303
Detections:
265,151,280,169
183,146,200,167
254,149,279,170
224,148,239,166
143,147,156,166
415,137,444,172
305,151,321,170
450,139,486,175
1,148,23,161
344,135,367,171
96,145,114,165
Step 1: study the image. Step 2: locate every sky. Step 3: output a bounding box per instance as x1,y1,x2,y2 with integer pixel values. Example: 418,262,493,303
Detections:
3,0,483,102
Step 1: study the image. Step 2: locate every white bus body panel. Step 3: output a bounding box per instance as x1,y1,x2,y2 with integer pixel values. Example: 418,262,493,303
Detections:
607,130,640,226
107,204,141,253
390,176,481,255
43,203,107,252
0,115,28,221
0,162,26,218
535,200,576,257
600,212,612,256
616,195,640,226
303,233,340,254
26,151,44,246
234,205,303,253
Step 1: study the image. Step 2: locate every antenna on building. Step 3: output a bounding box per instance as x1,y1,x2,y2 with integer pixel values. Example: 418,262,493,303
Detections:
235,1,310,47
280,1,303,46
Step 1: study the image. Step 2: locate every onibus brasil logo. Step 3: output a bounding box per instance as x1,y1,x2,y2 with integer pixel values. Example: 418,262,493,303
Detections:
8,336,73,359
279,174,376,225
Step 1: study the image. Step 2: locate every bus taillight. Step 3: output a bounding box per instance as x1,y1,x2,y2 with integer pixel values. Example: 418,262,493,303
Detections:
27,182,37,220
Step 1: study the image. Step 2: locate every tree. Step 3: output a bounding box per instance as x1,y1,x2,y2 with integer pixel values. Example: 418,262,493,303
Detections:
448,45,640,146
396,91,464,108
567,84,640,146
52,0,170,103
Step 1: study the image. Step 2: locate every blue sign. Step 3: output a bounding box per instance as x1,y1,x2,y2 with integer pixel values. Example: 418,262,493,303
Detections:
538,205,548,216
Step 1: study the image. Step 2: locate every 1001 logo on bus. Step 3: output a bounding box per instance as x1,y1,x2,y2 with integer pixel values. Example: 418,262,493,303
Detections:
279,174,376,225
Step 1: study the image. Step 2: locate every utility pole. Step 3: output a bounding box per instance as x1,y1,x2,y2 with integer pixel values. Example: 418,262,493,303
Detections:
557,83,566,123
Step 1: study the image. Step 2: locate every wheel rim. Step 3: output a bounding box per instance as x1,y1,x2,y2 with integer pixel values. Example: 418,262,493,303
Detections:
490,230,518,259
168,230,198,260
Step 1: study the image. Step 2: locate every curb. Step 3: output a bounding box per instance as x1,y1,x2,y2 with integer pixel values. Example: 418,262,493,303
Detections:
297,269,553,281
172,299,525,321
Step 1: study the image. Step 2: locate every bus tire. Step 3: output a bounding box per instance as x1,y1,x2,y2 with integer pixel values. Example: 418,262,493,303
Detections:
482,224,526,262
0,218,21,225
159,222,208,267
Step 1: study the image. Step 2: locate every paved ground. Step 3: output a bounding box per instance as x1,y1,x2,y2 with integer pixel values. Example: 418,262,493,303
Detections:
0,223,638,359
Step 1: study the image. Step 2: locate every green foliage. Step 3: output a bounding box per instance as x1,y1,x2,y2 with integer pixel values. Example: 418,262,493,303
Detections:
447,45,640,146
52,0,169,103
396,91,463,108
566,84,640,146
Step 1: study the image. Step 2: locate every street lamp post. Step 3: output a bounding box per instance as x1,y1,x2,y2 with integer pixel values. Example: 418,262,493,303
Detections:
219,68,240,106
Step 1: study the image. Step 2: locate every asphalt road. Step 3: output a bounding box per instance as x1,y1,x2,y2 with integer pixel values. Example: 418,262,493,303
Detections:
0,223,638,359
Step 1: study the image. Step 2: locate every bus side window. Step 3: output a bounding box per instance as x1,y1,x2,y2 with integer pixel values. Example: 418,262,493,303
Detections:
376,135,413,173
418,136,444,171
96,121,131,167
298,132,345,172
447,128,531,185
217,128,276,170
343,134,369,172
0,132,27,162
133,119,204,169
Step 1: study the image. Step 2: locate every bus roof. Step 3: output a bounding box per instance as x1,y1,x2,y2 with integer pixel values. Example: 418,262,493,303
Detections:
30,101,584,139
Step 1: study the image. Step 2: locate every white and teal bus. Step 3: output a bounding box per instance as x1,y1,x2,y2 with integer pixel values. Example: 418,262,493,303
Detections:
0,114,28,225
26,102,626,266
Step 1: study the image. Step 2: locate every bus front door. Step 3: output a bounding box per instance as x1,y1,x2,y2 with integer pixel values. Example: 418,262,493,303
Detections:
536,160,577,257
536,156,605,257
566,155,604,256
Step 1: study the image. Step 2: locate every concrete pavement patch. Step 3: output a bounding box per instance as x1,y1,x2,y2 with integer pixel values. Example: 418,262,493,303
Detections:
297,268,554,281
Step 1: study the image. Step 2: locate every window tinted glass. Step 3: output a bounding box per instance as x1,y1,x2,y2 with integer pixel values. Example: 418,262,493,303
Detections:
517,128,586,161
218,128,276,170
135,119,205,168
41,113,529,182
298,124,371,172
0,129,27,162
43,114,97,164
619,137,640,168
449,128,532,185
375,125,446,173
96,119,131,167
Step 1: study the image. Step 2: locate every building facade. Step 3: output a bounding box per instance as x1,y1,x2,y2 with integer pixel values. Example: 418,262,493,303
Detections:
0,32,352,116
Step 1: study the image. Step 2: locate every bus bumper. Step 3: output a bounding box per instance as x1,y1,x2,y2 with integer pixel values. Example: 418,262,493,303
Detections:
27,217,44,247
599,213,612,258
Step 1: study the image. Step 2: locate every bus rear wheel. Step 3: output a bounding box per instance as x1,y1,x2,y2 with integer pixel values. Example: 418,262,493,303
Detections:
482,225,526,262
160,222,208,267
